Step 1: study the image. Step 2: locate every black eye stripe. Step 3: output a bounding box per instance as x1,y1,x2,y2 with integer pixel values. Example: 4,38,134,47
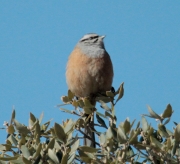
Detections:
90,36,98,39
80,39,86,42
80,35,99,42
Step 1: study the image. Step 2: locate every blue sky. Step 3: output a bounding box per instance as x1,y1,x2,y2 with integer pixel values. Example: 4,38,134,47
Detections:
0,1,180,142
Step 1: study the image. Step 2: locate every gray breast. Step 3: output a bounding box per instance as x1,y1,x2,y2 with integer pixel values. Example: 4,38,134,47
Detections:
76,43,106,58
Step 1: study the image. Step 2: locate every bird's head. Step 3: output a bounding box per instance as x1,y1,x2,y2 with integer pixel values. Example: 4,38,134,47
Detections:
78,33,105,48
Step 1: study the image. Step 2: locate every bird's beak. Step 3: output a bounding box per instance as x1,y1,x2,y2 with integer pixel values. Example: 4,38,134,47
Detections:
100,35,106,40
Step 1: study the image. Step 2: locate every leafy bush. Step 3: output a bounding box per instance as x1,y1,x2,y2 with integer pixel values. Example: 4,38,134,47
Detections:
0,82,178,164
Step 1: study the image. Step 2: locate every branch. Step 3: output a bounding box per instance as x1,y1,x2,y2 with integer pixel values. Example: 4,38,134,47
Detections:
78,128,100,147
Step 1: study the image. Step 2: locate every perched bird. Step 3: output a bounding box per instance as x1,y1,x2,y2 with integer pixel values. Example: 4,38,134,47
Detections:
66,33,113,147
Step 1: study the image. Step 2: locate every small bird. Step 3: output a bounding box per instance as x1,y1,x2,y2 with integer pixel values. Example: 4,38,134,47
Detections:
66,33,113,147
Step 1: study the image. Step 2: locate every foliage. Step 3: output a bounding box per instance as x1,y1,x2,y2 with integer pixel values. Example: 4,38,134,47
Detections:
0,82,178,164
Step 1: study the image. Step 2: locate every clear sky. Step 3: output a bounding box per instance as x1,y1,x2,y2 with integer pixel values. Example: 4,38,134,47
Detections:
0,1,180,142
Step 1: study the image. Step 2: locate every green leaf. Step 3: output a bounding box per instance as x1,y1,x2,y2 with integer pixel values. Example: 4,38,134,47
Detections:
111,103,115,118
147,126,154,139
123,118,131,134
2,143,12,151
68,89,74,100
64,119,74,134
135,121,140,130
84,152,95,159
67,153,75,164
67,132,72,142
99,100,111,111
129,129,140,144
106,127,113,140
66,133,78,147
129,129,136,144
171,140,177,156
10,109,15,124
48,149,59,164
0,156,19,161
141,116,148,132
96,96,112,103
0,160,6,164
83,98,94,108
83,107,93,114
7,124,15,134
162,104,173,118
76,118,85,129
99,133,106,145
130,119,136,129
78,149,91,163
134,143,147,150
163,117,171,126
174,123,180,141
32,143,42,159
34,121,41,144
30,119,38,131
53,140,61,150
67,130,73,143
79,146,99,153
166,129,173,136
105,111,113,120
61,154,68,164
30,112,36,123
166,138,172,150
176,148,180,156
46,138,55,150
150,136,163,150
29,113,36,128
41,120,51,132
21,145,30,159
115,82,124,104
14,119,29,135
117,125,127,144
61,96,70,103
70,139,79,154
35,121,41,135
22,156,31,164
77,99,84,108
7,157,24,163
72,100,78,107
60,108,72,114
54,123,66,143
55,103,68,107
96,114,108,129
8,134,18,146
106,91,114,97
126,146,134,159
158,124,169,138
0,144,5,151
96,111,106,119
111,126,117,139
147,105,161,120
39,112,44,124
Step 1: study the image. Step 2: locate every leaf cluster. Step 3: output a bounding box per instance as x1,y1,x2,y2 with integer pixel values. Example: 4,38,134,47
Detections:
0,82,179,164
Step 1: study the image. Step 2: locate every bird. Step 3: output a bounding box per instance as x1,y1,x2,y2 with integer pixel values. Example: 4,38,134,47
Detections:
66,33,113,147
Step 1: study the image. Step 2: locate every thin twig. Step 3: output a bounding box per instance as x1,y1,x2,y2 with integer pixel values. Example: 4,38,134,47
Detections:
133,146,149,158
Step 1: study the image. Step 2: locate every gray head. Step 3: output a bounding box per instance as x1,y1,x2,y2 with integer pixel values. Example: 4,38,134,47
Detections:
76,33,106,57
78,33,105,48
